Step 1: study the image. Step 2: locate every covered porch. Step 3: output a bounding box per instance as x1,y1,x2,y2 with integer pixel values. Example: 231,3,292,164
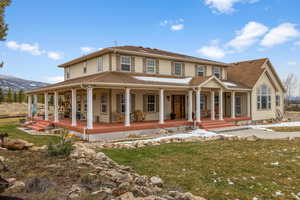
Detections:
26,74,252,136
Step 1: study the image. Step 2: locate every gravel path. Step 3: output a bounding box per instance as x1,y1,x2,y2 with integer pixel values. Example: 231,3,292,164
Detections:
223,128,300,139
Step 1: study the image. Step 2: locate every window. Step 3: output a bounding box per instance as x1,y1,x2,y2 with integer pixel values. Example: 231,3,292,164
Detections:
200,95,205,110
276,95,280,106
65,67,70,79
100,94,107,113
197,65,205,77
121,56,131,72
147,95,156,112
146,59,156,73
214,95,219,107
174,62,182,75
97,57,103,72
83,61,87,74
257,84,271,110
213,66,221,78
120,94,125,113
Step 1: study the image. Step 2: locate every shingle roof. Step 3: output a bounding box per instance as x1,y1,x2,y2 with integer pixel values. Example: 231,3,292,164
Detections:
58,46,229,68
227,58,268,88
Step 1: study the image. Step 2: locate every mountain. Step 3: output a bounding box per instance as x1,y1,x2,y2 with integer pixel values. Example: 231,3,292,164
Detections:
0,74,49,91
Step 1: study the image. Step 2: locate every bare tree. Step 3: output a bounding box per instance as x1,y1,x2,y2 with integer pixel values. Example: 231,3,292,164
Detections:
283,73,298,105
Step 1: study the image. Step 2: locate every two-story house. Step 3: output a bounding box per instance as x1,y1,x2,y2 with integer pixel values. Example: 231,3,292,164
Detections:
27,46,285,141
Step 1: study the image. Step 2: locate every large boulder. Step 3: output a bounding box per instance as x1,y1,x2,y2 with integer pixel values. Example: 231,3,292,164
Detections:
2,139,34,150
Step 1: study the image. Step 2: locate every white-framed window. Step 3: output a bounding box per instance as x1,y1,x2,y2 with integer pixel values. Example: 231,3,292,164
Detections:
197,65,205,77
120,94,125,113
65,67,70,80
83,61,87,74
214,95,219,107
257,84,271,110
147,95,156,112
174,62,183,76
121,56,131,72
276,95,280,106
97,57,103,72
213,66,221,78
146,59,156,73
100,94,107,113
200,95,205,110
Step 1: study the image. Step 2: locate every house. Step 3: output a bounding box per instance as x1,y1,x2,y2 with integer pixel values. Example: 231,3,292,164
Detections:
26,46,285,140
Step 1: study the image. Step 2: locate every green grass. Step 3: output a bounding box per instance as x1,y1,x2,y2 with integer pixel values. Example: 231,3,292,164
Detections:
269,126,300,132
0,118,59,146
102,140,300,200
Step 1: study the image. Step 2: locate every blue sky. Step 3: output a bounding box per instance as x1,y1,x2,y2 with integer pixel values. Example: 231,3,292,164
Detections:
1,0,300,87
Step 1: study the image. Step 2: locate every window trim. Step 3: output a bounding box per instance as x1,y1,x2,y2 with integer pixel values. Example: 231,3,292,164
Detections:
257,84,272,110
146,58,156,74
120,55,131,72
174,62,183,76
276,95,280,107
213,66,221,78
65,67,70,79
97,57,103,72
197,65,205,77
83,61,87,74
147,95,156,112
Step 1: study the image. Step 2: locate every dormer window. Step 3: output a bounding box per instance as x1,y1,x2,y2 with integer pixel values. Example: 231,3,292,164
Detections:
146,59,156,73
213,66,221,78
83,61,87,74
121,56,131,72
174,62,183,76
97,57,103,72
196,65,205,77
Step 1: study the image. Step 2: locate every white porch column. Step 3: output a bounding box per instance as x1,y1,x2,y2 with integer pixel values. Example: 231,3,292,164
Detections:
196,88,201,123
71,89,77,126
159,89,164,124
87,87,93,129
211,91,215,120
188,90,193,122
27,95,32,118
247,92,251,118
44,92,49,121
124,88,131,127
219,89,223,120
33,94,38,118
231,91,236,119
54,91,59,122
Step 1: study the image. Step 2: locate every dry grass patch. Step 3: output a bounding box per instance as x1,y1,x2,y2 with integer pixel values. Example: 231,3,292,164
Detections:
102,140,300,200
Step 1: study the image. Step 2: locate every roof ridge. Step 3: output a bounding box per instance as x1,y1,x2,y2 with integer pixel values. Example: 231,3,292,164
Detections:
230,58,268,65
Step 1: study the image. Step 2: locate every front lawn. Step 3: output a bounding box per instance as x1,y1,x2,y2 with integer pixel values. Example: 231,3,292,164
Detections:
0,118,59,146
102,140,300,200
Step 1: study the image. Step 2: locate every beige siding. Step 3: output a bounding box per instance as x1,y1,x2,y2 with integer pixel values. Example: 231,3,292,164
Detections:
134,56,144,73
159,59,172,75
251,67,284,121
185,63,195,76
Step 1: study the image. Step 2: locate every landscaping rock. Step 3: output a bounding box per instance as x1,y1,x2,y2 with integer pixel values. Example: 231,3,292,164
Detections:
150,176,163,187
25,177,55,193
0,176,9,193
245,135,259,141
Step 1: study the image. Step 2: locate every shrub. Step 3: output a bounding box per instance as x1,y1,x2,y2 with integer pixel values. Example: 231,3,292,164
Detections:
47,131,73,157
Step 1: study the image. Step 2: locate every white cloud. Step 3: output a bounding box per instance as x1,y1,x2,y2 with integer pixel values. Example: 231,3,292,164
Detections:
170,24,184,31
261,23,300,47
80,47,95,53
227,21,268,50
203,0,259,14
197,45,226,59
47,51,63,60
6,41,44,55
6,40,63,60
288,61,297,65
45,76,64,83
294,41,300,46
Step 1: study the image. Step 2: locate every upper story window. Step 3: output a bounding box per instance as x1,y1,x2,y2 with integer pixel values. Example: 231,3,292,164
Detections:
174,62,183,76
213,66,221,78
196,65,205,77
257,84,271,110
65,67,70,80
97,57,103,72
83,61,87,74
121,56,131,72
146,59,156,73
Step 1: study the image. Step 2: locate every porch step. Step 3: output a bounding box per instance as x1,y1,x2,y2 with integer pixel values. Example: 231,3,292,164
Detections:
27,125,45,131
199,120,236,130
201,124,236,130
26,121,53,132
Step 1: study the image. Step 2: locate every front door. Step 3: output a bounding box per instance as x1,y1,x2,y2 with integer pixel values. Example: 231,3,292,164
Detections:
235,96,241,117
172,95,186,119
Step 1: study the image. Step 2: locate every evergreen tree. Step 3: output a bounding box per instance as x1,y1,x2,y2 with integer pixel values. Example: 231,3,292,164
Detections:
13,90,17,102
0,0,11,41
0,88,3,103
6,88,12,102
18,89,24,103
